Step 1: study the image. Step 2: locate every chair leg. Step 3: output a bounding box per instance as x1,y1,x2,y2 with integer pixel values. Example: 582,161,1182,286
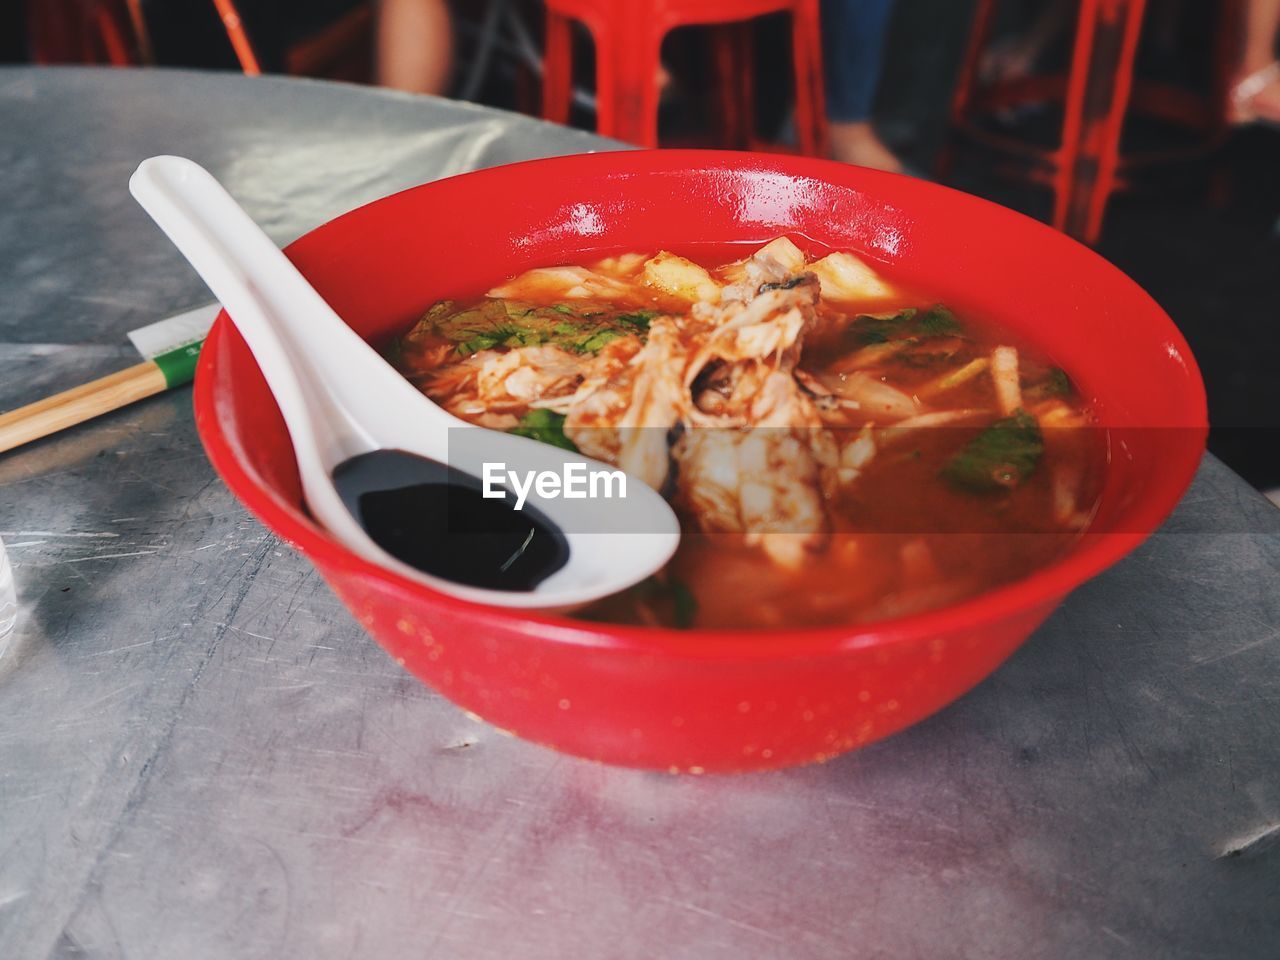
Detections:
29,0,88,63
791,0,829,158
123,0,154,64
594,21,663,147
712,23,753,150
542,10,573,125
210,0,263,75
1057,0,1146,244
1055,1,1095,236
93,2,135,65
937,0,999,181
1207,0,1246,208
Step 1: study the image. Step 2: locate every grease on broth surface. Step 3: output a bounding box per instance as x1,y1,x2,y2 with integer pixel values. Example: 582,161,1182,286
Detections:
391,237,1104,629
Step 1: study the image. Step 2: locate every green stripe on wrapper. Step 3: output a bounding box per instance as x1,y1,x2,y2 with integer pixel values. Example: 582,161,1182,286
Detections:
152,340,204,388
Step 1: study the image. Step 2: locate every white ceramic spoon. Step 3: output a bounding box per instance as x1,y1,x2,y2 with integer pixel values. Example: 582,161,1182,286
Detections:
129,155,679,610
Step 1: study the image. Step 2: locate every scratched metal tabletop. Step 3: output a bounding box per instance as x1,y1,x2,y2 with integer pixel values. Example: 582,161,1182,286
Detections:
1,67,1278,960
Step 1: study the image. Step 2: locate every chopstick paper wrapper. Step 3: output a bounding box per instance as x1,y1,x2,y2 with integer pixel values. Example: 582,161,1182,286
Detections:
0,303,221,454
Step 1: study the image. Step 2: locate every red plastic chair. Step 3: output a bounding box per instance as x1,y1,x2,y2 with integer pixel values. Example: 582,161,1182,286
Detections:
940,0,1243,245
541,0,828,154
27,0,148,66
27,0,371,81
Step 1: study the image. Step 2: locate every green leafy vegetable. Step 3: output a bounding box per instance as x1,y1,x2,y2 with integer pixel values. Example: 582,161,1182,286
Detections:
1025,367,1074,401
418,298,649,357
848,304,965,346
576,329,625,353
615,309,658,331
458,322,535,356
942,410,1043,492
849,309,916,345
670,579,698,629
917,304,963,337
508,410,578,452
631,575,699,629
380,335,405,368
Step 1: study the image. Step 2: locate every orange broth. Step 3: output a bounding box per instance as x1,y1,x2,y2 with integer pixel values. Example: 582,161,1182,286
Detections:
393,243,1105,629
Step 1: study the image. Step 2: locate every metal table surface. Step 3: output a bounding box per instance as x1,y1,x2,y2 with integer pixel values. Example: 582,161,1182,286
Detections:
2,67,1278,960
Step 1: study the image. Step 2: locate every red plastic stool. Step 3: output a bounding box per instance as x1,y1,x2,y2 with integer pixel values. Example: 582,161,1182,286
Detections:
542,0,828,154
940,0,1243,245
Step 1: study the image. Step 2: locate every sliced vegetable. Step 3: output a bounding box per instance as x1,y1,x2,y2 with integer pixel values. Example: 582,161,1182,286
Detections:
990,345,1022,417
753,236,807,274
942,410,1043,492
809,251,895,300
921,357,989,396
891,345,963,369
642,252,721,302
842,337,919,368
508,409,578,452
823,370,920,420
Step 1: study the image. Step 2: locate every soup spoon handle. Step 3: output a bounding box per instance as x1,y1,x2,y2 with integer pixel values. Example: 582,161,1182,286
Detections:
130,156,681,609
128,155,451,470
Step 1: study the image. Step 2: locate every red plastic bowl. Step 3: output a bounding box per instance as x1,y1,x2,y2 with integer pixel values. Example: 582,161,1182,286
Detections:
194,151,1206,772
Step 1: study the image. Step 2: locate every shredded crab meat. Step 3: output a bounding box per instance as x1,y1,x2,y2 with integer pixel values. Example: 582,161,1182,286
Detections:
610,319,690,490
423,344,584,427
676,428,830,569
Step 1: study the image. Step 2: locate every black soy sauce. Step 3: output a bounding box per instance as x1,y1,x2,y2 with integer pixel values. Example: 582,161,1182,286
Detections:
332,450,569,591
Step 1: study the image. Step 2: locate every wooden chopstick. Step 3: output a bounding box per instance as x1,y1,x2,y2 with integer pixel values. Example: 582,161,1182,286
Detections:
0,362,169,455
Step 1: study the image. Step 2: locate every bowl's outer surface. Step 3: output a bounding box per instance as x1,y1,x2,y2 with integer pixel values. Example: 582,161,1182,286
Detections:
194,151,1206,772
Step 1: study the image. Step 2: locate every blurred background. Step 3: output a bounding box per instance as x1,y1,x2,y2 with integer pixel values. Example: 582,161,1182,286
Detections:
6,0,1279,495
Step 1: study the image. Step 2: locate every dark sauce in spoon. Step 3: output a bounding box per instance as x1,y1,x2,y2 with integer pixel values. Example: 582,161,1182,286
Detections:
332,450,569,591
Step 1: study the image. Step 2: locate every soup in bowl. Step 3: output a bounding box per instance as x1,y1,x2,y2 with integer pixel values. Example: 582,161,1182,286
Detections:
194,151,1206,772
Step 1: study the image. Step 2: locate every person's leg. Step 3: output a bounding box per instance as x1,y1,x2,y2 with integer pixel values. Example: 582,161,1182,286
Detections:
821,0,901,172
1234,0,1280,120
1243,0,1280,71
376,0,453,95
